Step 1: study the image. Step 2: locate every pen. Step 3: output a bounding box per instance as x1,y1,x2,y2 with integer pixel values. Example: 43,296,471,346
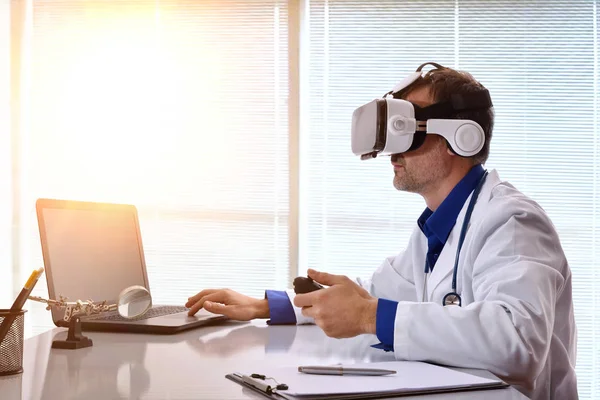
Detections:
0,267,45,345
298,366,396,376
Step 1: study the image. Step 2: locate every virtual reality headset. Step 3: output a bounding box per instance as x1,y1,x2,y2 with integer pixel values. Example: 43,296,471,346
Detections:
351,62,493,160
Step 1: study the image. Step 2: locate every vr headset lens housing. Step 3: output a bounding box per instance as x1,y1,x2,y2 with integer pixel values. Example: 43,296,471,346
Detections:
351,100,379,156
350,64,492,160
351,98,418,157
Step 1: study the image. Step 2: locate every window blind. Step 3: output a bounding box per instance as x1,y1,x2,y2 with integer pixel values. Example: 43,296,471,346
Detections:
15,0,290,336
0,1,11,308
302,0,599,398
5,0,599,397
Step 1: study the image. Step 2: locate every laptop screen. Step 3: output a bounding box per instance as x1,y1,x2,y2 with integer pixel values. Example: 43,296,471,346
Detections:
39,204,147,308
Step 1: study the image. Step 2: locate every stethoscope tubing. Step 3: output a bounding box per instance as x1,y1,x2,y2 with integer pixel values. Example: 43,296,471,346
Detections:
442,170,489,307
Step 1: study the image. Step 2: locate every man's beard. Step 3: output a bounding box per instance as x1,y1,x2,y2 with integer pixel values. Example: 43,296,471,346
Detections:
393,170,422,193
393,162,448,193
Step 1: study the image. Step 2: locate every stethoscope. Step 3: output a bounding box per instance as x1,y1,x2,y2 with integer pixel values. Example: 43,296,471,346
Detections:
434,169,489,307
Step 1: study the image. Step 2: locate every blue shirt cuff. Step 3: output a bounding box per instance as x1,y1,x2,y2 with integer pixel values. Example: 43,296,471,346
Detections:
373,298,398,352
371,342,394,352
265,290,297,325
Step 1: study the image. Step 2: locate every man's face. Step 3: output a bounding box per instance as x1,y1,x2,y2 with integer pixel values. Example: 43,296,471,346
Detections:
391,86,453,193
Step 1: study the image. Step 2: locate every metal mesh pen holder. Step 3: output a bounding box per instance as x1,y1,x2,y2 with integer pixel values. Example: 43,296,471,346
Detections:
0,309,27,376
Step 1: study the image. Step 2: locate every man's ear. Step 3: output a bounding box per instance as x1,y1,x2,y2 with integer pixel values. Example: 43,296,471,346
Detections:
444,139,457,156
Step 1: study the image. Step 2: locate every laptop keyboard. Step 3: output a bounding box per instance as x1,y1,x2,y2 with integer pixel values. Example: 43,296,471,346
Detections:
84,305,189,322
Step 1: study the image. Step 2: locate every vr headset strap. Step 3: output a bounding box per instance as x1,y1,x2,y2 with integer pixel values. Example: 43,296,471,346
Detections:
410,90,493,122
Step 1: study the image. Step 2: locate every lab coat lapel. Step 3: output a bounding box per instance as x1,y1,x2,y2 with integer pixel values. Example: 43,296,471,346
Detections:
426,169,501,301
426,226,459,300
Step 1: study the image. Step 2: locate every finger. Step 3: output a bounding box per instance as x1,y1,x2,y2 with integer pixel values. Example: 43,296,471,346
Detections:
293,292,320,308
357,285,372,299
186,289,221,307
187,291,230,316
203,302,251,321
301,306,316,319
307,269,348,286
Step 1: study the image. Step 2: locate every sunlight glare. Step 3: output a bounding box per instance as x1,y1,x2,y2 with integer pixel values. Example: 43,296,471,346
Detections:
32,6,224,206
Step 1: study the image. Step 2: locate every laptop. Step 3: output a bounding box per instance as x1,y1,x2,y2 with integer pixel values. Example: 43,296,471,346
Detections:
35,198,228,334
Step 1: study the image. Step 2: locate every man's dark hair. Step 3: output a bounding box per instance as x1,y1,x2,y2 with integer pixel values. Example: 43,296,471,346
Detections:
398,66,494,164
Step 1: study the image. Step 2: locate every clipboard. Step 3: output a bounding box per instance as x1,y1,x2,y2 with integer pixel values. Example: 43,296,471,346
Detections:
225,372,437,400
225,361,509,400
226,373,281,399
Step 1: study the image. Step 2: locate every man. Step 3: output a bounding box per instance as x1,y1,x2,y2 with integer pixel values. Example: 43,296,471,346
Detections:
186,64,577,400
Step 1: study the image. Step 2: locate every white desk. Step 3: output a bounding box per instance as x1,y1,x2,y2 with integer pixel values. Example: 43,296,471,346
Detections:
1,320,529,399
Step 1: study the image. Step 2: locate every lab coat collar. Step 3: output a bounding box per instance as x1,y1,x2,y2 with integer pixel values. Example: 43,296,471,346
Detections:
425,169,502,298
418,164,485,245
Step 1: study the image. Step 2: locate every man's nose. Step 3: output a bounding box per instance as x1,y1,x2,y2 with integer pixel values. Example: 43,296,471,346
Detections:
391,154,402,163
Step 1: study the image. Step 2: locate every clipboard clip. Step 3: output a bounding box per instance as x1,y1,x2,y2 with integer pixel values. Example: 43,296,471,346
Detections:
242,373,289,394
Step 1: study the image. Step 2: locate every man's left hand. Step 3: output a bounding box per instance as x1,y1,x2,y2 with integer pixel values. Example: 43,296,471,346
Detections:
293,269,378,338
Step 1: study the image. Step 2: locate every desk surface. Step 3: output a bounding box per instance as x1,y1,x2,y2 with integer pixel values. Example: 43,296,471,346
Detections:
1,319,529,400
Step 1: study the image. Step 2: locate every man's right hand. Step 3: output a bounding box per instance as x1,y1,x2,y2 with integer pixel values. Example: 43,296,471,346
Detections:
185,289,269,320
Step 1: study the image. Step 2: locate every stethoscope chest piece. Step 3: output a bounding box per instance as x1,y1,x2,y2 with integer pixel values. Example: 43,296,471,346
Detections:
442,292,462,307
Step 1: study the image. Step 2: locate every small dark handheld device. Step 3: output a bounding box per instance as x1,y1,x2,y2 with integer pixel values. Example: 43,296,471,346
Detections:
293,277,325,294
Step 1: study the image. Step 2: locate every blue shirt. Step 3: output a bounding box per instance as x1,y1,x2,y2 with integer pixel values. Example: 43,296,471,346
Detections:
265,165,486,350
418,164,486,273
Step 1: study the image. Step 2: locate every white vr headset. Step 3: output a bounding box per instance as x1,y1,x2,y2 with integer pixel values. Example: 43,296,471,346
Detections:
351,62,493,160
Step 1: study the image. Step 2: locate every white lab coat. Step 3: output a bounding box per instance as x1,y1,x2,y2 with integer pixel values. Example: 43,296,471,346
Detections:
286,169,577,400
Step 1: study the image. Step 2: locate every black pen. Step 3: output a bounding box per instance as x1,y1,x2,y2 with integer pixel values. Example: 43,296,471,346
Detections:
0,267,44,344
